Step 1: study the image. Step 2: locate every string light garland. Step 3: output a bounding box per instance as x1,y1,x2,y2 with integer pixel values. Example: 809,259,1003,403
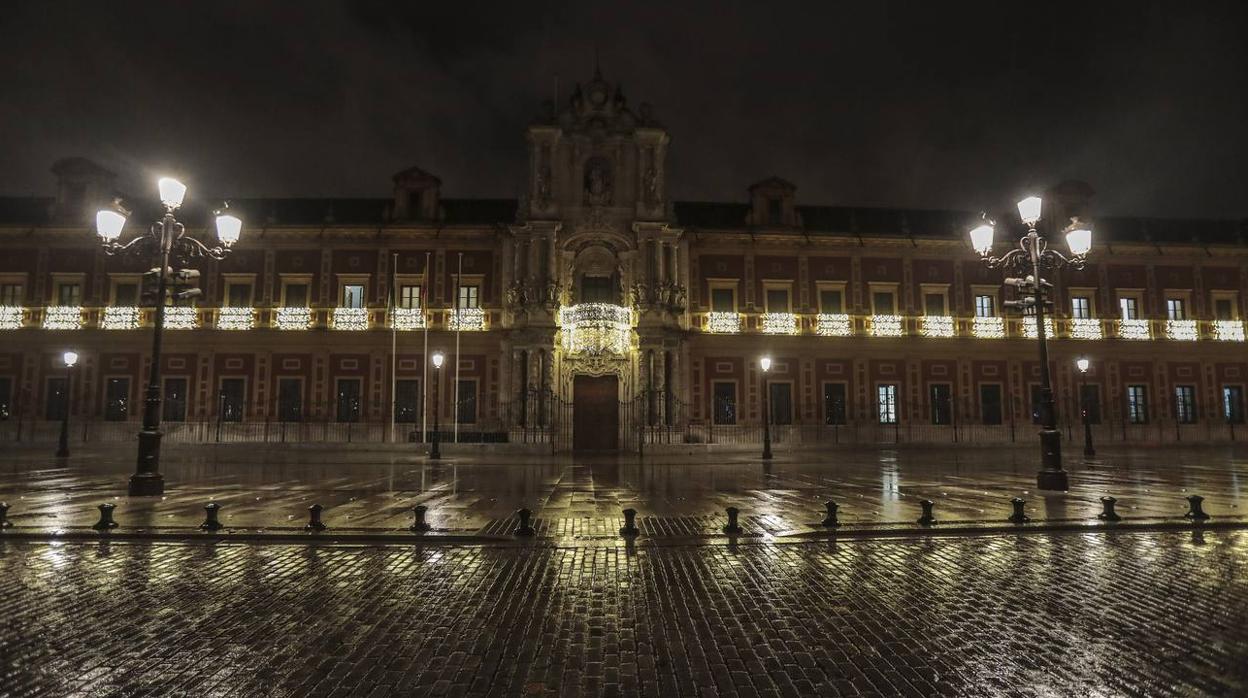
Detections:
921,316,955,338
217,307,255,330
972,317,1005,339
392,307,426,330
42,306,83,330
1117,319,1151,340
449,307,485,331
332,307,368,331
870,314,903,337
761,312,798,335
0,306,25,330
1165,319,1198,341
559,303,632,355
706,311,741,334
1022,317,1057,340
815,313,852,337
102,306,141,330
1070,318,1103,340
1213,320,1245,342
276,307,312,330
163,306,199,330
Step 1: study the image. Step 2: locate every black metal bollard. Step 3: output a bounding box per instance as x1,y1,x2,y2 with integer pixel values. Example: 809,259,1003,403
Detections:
1097,496,1121,522
0,501,11,529
305,503,327,531
514,508,535,536
93,503,118,531
200,502,224,531
1184,495,1210,521
917,500,937,526
410,505,432,533
821,500,840,528
723,506,742,534
619,508,639,536
1008,497,1030,524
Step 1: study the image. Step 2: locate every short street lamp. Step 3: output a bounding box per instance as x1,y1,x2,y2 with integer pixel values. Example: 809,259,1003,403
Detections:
96,177,242,496
430,352,444,460
970,195,1091,491
56,350,78,458
1077,357,1096,458
760,356,773,461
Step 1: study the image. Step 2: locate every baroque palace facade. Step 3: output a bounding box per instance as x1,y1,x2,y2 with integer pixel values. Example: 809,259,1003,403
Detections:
2,69,1247,451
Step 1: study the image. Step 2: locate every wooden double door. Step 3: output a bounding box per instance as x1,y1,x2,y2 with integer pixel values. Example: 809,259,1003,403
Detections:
573,375,619,451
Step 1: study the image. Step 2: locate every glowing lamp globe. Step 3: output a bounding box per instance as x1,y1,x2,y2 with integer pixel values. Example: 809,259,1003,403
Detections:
215,213,242,246
158,177,187,208
969,223,995,254
431,352,445,369
1016,196,1042,226
1066,227,1092,256
63,350,79,368
1076,357,1090,373
760,356,772,372
95,209,127,242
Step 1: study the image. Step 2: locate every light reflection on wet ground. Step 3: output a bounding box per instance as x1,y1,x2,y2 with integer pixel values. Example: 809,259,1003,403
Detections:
0,443,1243,536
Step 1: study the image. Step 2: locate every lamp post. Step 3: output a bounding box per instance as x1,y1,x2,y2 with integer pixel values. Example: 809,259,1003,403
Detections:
760,356,773,460
970,196,1091,491
95,177,242,496
56,350,78,458
1076,357,1096,458
430,351,444,459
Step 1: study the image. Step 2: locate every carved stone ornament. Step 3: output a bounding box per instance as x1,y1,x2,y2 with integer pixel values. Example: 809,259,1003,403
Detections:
564,353,627,381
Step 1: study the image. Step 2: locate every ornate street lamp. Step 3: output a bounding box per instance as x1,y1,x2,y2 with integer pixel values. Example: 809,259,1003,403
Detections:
970,195,1091,491
56,350,78,458
1076,357,1096,458
760,355,773,461
95,177,242,496
430,351,444,459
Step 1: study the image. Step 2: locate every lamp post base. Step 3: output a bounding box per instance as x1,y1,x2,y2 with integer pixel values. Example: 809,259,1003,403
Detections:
1035,469,1069,492
128,472,165,497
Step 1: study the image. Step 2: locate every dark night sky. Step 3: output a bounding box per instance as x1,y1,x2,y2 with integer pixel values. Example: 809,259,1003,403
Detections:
3,1,1247,219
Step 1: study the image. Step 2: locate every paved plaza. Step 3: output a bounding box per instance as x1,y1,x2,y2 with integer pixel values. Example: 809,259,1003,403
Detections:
0,444,1244,537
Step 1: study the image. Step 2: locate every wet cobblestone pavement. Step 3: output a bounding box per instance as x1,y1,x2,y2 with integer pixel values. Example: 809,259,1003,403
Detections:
1,530,1245,697
0,444,1244,538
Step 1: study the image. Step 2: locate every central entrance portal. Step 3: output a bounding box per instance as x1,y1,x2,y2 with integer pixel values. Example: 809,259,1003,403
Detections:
573,375,619,451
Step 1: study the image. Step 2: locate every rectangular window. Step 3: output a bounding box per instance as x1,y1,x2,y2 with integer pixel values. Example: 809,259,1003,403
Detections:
710,287,736,312
765,288,790,313
1214,298,1235,321
45,376,67,421
1071,297,1091,319
284,283,309,308
871,291,896,315
57,283,81,306
975,295,996,318
163,378,188,422
335,379,361,423
580,276,614,303
457,285,480,309
1079,383,1101,425
877,384,898,424
924,294,946,316
399,285,422,309
1119,297,1139,320
823,382,847,425
342,284,366,309
1166,298,1186,321
114,283,139,306
226,283,252,308
1030,385,1045,425
1224,386,1245,424
768,382,793,425
102,378,129,421
0,376,11,420
277,378,303,422
1127,385,1149,424
395,379,420,423
0,283,22,305
712,381,737,425
456,380,478,424
980,384,1003,425
929,384,952,425
219,378,246,422
818,289,843,314
1175,386,1197,424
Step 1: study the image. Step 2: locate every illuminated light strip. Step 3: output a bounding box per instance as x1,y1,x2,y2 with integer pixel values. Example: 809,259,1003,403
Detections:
1166,319,1198,341
392,307,426,330
42,306,83,330
332,307,369,331
1117,319,1151,340
816,314,852,337
449,307,485,331
973,317,1004,339
558,303,632,355
102,306,141,330
1022,317,1057,340
276,307,312,330
1213,320,1245,342
706,311,741,334
0,306,26,330
217,307,255,330
870,314,903,337
1070,318,1103,340
761,312,798,335
921,316,955,338
163,307,199,330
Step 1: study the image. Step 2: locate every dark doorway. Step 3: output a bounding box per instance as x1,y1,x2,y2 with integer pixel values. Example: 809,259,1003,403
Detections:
573,375,618,451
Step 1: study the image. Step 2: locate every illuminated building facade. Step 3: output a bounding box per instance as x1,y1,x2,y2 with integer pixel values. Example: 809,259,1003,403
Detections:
2,70,1247,451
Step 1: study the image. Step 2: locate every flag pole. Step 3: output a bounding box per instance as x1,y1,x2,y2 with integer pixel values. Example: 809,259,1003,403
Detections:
389,252,397,443
453,252,462,443
421,251,430,444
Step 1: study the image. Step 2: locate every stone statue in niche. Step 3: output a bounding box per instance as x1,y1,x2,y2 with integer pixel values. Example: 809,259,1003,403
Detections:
583,157,613,206
643,167,658,206
535,145,552,208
